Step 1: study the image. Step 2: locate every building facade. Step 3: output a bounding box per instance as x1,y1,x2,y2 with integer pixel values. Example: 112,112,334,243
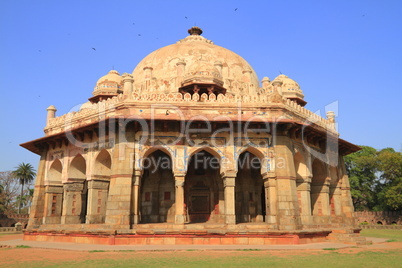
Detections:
21,27,360,244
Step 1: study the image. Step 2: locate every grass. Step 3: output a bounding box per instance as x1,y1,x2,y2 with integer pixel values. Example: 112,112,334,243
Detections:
8,250,401,268
15,245,31,248
360,229,402,242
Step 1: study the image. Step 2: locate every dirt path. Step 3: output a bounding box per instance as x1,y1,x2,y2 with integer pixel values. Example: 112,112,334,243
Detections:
0,234,401,267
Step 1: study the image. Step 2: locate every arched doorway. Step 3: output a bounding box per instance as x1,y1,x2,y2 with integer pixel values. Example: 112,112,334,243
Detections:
235,151,264,223
184,150,222,223
140,150,175,223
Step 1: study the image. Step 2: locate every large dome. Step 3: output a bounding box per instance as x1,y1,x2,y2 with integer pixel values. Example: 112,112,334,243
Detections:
132,27,259,94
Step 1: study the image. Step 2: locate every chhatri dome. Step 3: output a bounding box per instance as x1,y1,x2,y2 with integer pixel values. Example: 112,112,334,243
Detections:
82,26,306,104
132,26,260,95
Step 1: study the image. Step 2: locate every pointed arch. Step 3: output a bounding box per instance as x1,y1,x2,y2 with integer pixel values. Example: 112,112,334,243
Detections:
141,146,174,172
68,154,86,180
48,159,62,183
94,149,112,176
237,146,268,174
188,146,223,161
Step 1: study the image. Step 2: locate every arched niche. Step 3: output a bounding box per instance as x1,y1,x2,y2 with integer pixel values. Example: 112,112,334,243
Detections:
48,159,62,184
68,154,86,180
94,149,112,177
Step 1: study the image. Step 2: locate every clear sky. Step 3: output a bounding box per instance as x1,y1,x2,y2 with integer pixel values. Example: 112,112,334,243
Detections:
0,0,401,171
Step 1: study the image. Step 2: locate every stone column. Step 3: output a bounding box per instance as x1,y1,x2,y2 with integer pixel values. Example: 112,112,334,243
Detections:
87,179,110,224
297,176,312,224
61,182,84,224
263,172,278,226
46,105,57,126
222,172,236,225
27,149,48,229
273,134,302,230
330,186,342,216
122,73,134,96
321,182,331,216
131,170,141,225
43,185,64,224
174,173,185,224
339,157,355,224
104,129,134,228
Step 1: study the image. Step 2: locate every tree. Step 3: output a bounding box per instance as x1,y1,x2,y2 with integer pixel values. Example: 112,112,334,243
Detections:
345,146,402,211
12,163,36,214
376,148,402,211
0,171,20,214
344,146,378,211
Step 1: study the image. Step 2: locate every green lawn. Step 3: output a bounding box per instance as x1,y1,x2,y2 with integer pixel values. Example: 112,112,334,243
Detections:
1,229,401,268
7,250,400,268
361,229,402,242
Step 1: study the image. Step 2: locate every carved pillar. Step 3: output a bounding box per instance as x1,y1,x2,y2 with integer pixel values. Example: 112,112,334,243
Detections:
105,129,134,227
321,182,331,216
27,148,48,229
297,176,312,225
61,182,84,224
174,174,185,224
43,185,64,224
122,73,134,96
272,134,302,230
87,179,110,224
222,172,236,225
263,172,278,226
330,186,342,216
339,157,355,224
131,171,141,225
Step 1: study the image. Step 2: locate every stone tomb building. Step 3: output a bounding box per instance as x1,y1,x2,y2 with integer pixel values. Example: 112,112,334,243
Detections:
21,27,362,245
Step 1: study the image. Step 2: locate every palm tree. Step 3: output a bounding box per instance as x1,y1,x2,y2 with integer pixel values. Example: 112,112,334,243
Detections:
12,163,36,214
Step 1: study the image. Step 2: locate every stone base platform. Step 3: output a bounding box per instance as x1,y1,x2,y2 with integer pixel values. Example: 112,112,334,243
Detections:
24,223,333,245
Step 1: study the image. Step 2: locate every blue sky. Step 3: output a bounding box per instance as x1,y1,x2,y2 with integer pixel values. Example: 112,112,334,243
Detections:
1,0,401,171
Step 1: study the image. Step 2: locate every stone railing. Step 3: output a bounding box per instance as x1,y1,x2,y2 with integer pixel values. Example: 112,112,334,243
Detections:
0,227,17,232
45,91,335,135
359,225,402,230
355,211,401,225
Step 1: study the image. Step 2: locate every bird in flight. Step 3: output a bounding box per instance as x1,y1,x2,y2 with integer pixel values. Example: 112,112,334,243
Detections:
185,16,188,19
138,34,142,36
92,48,96,51
234,8,238,11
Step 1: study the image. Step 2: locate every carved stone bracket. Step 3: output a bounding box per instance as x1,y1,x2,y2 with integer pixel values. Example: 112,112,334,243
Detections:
63,182,84,192
88,180,109,190
45,185,63,194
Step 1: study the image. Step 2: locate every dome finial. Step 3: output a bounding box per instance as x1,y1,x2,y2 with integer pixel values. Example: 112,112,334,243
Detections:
188,26,203,36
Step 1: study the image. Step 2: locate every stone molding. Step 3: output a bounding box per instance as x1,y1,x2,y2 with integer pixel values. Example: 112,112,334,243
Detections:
45,185,63,194
63,182,84,192
88,180,109,190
